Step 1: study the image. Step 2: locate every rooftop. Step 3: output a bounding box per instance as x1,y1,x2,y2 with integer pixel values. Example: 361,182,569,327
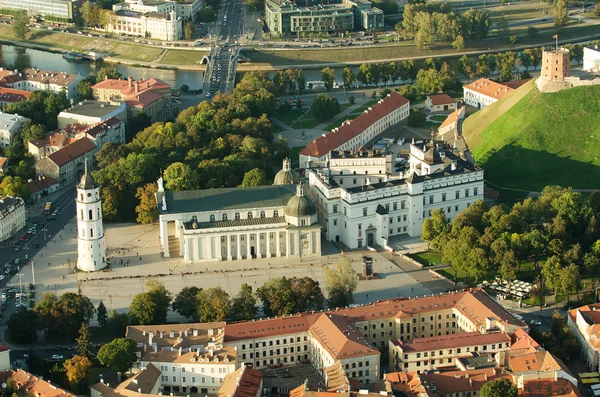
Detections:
439,107,465,131
0,87,30,104
0,112,27,130
0,197,24,219
47,137,96,167
27,176,59,195
60,100,125,118
393,331,511,353
93,77,171,108
218,366,263,397
22,68,80,87
421,368,508,394
463,78,516,100
428,93,456,106
6,370,77,397
81,117,123,138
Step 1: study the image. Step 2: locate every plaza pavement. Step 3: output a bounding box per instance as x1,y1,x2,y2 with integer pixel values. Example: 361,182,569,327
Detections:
8,216,452,324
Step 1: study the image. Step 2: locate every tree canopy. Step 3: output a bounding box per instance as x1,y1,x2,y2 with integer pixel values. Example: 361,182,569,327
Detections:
129,281,172,325
324,255,357,308
97,338,137,374
256,276,324,317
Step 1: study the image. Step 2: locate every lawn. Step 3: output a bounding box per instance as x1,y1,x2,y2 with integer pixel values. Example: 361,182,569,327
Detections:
158,49,208,66
488,3,552,24
273,107,306,124
407,251,443,266
289,146,304,168
465,81,600,190
581,11,600,19
291,103,352,130
0,25,162,62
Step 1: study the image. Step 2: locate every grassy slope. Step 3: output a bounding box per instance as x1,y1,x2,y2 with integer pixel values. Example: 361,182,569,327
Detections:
464,81,600,190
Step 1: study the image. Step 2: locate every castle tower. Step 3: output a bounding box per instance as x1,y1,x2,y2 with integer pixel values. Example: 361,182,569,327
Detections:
76,160,106,272
541,48,571,82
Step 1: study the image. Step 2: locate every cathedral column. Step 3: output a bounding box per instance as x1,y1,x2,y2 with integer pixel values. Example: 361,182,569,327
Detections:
227,234,232,261
276,231,281,257
160,220,170,257
208,235,213,259
316,232,321,256
237,234,242,260
247,233,251,259
256,233,261,258
266,232,271,258
286,232,290,258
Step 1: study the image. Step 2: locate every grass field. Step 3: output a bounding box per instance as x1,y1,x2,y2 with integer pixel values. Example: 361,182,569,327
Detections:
464,81,600,190
408,251,443,266
437,259,541,284
0,25,163,62
289,147,304,167
488,3,552,24
291,103,352,129
158,49,208,65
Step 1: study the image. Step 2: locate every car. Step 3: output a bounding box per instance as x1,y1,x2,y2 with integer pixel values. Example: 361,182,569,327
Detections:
12,243,19,248
19,236,25,241
0,275,5,281
14,259,19,264
33,244,39,249
530,319,542,326
14,247,19,252
51,355,64,360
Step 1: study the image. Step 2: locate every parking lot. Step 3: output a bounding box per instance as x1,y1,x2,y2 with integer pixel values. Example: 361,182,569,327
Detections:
263,363,324,394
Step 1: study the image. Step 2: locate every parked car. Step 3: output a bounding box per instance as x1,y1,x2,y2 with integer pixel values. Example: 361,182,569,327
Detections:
530,319,542,326
51,355,64,360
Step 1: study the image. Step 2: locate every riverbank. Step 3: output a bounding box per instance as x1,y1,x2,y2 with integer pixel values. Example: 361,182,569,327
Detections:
0,25,208,71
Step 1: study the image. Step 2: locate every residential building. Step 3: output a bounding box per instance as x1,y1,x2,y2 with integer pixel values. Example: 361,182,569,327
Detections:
389,331,512,372
290,386,385,397
584,46,600,73
264,0,382,36
27,176,60,203
0,87,30,110
75,117,126,147
91,364,162,397
109,1,182,41
425,94,457,112
114,0,175,13
156,178,322,262
217,366,263,397
28,132,71,160
0,0,77,19
0,197,25,242
299,92,410,169
437,107,465,136
2,68,84,100
306,142,483,248
0,158,7,174
57,100,128,129
34,137,98,186
92,77,176,122
463,78,529,109
0,112,28,148
568,303,600,370
175,0,203,20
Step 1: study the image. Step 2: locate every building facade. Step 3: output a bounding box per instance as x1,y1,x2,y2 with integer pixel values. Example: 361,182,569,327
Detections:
156,179,321,262
425,94,457,112
567,303,600,371
0,0,76,19
0,87,30,110
0,197,25,242
76,163,107,272
109,1,182,41
0,112,28,148
299,92,410,169
584,46,600,73
175,0,203,20
3,68,84,100
35,137,98,187
57,100,128,129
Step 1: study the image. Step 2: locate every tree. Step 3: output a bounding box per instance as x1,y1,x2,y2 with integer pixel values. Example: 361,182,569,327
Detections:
415,68,444,94
0,176,29,199
231,283,257,321
63,355,92,387
527,26,538,37
12,11,29,40
164,162,197,191
407,109,426,127
7,309,38,344
497,14,509,38
509,35,518,44
129,281,171,325
96,67,122,81
257,277,324,316
320,67,336,92
107,310,129,338
34,292,95,338
196,287,231,322
77,79,94,100
499,250,517,282
184,21,194,41
480,378,517,397
451,34,465,51
311,94,340,121
80,0,102,27
342,67,355,89
560,263,580,302
75,323,93,360
422,209,449,250
324,255,357,308
348,95,355,105
554,0,568,29
197,5,217,22
135,183,158,224
97,338,137,375
542,256,563,303
172,286,202,321
97,301,108,327
458,55,476,80
241,168,267,187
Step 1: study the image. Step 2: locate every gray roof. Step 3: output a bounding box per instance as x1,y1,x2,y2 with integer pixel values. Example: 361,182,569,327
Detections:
273,169,299,185
60,100,124,118
185,216,286,230
285,195,316,217
78,174,97,189
160,184,296,215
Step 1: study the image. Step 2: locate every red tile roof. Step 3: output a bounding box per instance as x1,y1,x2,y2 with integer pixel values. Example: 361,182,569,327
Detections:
300,92,409,158
22,68,80,87
421,368,508,394
219,366,263,397
463,78,515,100
82,117,122,138
309,313,378,359
30,133,67,149
27,176,59,195
48,137,96,167
439,107,465,130
10,370,77,397
0,87,30,104
504,79,531,90
0,157,7,168
0,74,23,85
92,77,170,108
511,328,540,351
519,378,581,397
428,94,456,106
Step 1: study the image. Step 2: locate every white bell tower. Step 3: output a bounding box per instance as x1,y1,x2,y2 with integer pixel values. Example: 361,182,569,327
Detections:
76,159,106,272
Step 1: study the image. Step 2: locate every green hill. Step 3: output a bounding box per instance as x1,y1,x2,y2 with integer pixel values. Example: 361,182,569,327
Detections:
463,81,600,191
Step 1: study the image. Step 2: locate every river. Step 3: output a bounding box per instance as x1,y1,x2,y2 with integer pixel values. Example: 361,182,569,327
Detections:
0,44,205,90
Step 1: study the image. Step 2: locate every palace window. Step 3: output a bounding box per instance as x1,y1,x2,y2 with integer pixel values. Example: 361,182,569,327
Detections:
248,212,253,219
260,210,266,218
210,214,216,222
274,210,279,217
235,213,240,220
222,214,228,221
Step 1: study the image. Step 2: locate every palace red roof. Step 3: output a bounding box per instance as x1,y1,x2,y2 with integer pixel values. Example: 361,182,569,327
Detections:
0,87,30,104
428,94,456,105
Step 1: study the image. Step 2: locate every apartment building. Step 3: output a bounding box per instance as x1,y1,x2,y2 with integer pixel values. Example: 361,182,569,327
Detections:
0,112,27,148
0,197,25,242
568,303,600,370
0,0,76,19
76,117,126,147
57,100,127,129
0,87,30,110
109,0,182,41
299,92,410,169
2,68,83,100
463,78,530,109
34,137,98,186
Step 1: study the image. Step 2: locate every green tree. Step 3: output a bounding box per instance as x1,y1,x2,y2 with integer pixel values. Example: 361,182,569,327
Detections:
63,355,92,387
196,287,231,322
0,176,29,198
80,0,101,27
231,283,257,321
560,263,581,302
129,281,171,325
75,323,93,359
184,21,194,40
480,378,517,397
542,255,563,303
97,301,108,327
172,286,202,321
458,55,475,80
342,67,355,89
96,67,122,81
197,5,217,22
107,310,129,338
509,35,518,44
451,34,465,51
34,292,95,338
311,94,340,121
12,11,29,40
421,209,449,250
320,67,336,92
164,162,197,191
442,226,480,281
348,95,355,105
257,277,324,316
324,255,357,308
97,338,137,375
554,0,568,29
241,168,267,187
135,183,158,224
77,79,94,100
7,309,38,344
407,109,426,127
499,250,517,282
461,8,490,39
416,68,444,94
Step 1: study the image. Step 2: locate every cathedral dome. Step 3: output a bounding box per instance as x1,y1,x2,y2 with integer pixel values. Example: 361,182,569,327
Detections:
285,183,316,217
274,158,299,185
78,160,97,189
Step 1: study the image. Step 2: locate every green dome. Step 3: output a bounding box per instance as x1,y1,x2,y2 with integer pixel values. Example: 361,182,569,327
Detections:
274,169,299,185
285,192,316,217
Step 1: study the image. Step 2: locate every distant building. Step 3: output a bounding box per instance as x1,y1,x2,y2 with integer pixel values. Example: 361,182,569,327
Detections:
0,87,30,110
34,137,98,187
0,112,28,148
92,77,176,123
28,132,71,160
109,0,182,41
57,100,128,129
425,94,457,112
463,78,529,109
0,197,25,242
27,176,60,203
1,68,84,100
0,0,77,19
0,158,7,175
541,48,571,82
175,0,203,20
75,117,126,147
583,46,600,73
437,107,465,137
568,303,600,371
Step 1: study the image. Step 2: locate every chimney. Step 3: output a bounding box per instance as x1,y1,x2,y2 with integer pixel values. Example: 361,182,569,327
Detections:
104,75,108,81
135,82,139,93
179,347,182,356
469,379,472,387
169,330,174,338
138,389,142,393
193,329,198,337
133,379,138,385
128,76,133,87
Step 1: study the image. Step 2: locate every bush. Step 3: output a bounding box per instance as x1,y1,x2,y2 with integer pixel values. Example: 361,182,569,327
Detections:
594,4,600,17
509,35,518,44
348,95,355,105
407,109,426,127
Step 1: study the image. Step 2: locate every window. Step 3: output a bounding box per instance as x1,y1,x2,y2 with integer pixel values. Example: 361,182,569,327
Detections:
363,207,367,216
474,187,479,196
393,202,397,211
260,210,266,218
90,229,94,237
442,193,446,202
401,200,406,209
80,209,83,219
455,191,460,199
210,214,215,222
182,377,186,383
235,212,240,220
88,209,93,220
465,189,470,198
455,205,459,212
274,210,279,217
173,377,176,382
333,204,338,213
385,203,390,211
429,196,433,204
403,215,407,222
222,213,228,221
333,219,337,226
248,212,253,219
97,208,100,218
